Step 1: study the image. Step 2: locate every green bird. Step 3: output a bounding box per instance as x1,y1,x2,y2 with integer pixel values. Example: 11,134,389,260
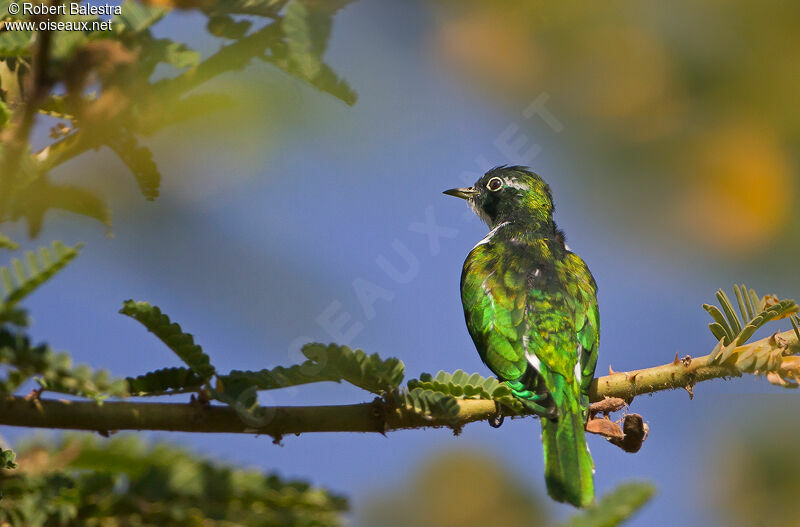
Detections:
444,166,599,507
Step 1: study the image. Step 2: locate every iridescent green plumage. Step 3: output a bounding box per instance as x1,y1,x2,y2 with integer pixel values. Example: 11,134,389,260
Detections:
446,166,599,507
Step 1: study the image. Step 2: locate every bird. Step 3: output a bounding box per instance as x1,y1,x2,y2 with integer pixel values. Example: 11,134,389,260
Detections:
444,165,599,507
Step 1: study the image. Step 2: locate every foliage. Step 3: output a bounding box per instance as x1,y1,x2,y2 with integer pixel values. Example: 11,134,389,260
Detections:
399,387,462,424
703,284,797,348
0,447,17,470
703,285,800,387
120,300,216,381
409,369,516,405
0,435,347,527
126,366,202,396
0,0,358,235
401,369,522,424
0,232,17,250
0,241,81,317
0,241,128,399
0,326,128,398
559,482,656,527
223,343,405,395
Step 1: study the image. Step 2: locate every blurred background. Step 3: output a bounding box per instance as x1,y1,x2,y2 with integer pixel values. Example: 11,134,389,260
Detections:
3,0,800,525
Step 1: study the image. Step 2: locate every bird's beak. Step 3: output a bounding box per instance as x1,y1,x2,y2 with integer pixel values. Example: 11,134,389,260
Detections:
443,186,478,200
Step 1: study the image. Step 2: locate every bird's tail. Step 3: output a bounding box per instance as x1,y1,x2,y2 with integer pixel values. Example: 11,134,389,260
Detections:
540,375,594,507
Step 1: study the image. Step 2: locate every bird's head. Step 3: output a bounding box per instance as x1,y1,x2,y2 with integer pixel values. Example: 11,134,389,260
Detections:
444,165,554,229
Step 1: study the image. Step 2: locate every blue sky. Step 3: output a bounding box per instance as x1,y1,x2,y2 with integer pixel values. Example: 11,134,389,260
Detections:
4,1,799,525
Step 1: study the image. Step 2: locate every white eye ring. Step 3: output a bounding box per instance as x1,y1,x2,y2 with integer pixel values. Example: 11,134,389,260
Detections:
487,177,503,191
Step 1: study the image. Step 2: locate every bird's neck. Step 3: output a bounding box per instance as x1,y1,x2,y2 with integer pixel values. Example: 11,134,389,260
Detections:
492,216,556,241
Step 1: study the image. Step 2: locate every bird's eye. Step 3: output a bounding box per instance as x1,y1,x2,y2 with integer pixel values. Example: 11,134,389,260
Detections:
487,177,503,191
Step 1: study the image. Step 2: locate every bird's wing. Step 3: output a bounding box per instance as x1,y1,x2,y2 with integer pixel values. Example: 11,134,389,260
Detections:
558,252,600,400
460,244,529,382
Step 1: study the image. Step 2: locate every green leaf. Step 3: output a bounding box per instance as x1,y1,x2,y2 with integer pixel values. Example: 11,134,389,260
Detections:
703,304,732,343
709,338,725,363
113,0,167,33
273,0,357,105
283,0,331,79
1,435,347,526
714,340,739,365
50,22,90,61
0,98,9,127
161,41,200,68
734,284,749,326
207,14,252,40
120,300,216,380
407,369,516,408
0,327,128,398
704,286,799,349
126,366,203,395
791,316,800,342
0,232,17,250
0,24,34,57
560,481,656,527
0,447,16,470
716,289,742,336
708,322,728,343
0,241,81,307
749,288,761,316
399,387,460,423
108,132,161,200
222,343,404,395
10,179,111,236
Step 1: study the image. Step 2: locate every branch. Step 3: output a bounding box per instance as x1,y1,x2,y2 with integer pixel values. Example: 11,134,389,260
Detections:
4,329,795,437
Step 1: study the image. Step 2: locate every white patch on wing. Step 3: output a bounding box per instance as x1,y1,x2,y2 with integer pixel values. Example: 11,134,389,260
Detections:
472,221,510,250
574,361,581,380
480,271,497,322
525,347,541,372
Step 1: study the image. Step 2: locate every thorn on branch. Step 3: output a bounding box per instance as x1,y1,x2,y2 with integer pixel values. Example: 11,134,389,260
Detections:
190,390,211,408
371,397,388,435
